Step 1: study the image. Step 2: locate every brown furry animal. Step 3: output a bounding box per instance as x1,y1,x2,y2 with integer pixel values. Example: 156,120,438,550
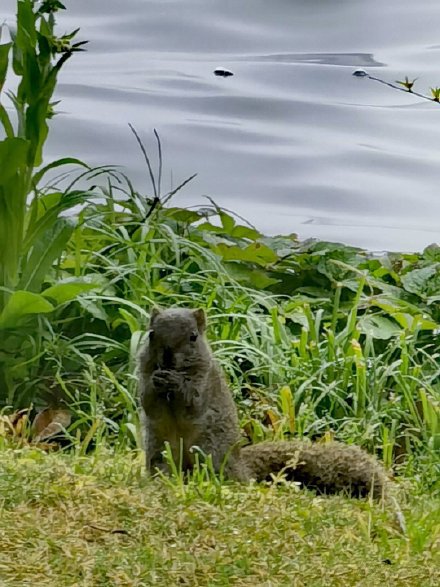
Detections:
138,307,390,498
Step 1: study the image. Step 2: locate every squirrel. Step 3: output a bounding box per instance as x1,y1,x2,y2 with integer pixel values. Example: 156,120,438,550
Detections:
138,307,390,498
138,307,247,481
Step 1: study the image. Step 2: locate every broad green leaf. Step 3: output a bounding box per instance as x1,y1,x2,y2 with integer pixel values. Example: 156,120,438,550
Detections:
247,271,279,289
42,278,101,305
285,309,309,328
230,225,262,240
260,234,298,256
198,216,261,241
401,264,440,298
423,243,440,262
414,317,438,331
0,290,53,328
243,242,278,263
216,242,278,266
220,211,235,234
226,264,279,289
365,277,403,297
198,221,225,234
164,208,203,224
358,315,401,340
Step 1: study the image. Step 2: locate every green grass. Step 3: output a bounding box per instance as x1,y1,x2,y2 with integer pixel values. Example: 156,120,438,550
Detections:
0,5,439,584
0,447,439,587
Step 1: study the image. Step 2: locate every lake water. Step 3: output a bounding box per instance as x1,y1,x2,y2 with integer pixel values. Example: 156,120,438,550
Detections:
3,0,440,251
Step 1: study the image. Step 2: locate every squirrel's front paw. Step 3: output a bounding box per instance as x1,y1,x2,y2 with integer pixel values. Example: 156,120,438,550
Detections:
152,369,181,394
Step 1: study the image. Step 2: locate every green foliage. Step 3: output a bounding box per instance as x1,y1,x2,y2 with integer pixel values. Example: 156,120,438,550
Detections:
0,1,438,479
25,188,437,467
0,0,89,301
0,0,86,300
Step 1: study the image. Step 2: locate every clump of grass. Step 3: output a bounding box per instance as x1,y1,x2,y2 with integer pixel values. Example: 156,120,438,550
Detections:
0,447,438,586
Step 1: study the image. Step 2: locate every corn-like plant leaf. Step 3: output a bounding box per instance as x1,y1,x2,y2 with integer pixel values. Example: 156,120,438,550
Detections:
0,104,14,138
32,157,89,186
0,137,28,182
0,41,12,93
18,217,75,292
0,290,53,329
0,137,29,303
24,189,92,254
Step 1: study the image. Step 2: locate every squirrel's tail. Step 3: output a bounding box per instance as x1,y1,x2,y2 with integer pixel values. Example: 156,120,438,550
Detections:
239,440,391,499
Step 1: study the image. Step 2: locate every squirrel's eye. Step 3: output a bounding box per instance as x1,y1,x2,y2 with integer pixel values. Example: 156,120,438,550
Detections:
148,329,155,341
189,331,198,342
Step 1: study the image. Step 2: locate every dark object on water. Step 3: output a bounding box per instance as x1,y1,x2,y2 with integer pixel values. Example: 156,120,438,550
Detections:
214,68,234,78
353,69,368,77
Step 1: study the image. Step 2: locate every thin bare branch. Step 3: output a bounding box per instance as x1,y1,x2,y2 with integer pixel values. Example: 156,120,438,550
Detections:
153,128,162,199
128,123,158,199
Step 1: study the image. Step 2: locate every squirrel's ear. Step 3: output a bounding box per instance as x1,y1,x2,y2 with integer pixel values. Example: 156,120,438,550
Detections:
149,307,161,324
193,308,206,332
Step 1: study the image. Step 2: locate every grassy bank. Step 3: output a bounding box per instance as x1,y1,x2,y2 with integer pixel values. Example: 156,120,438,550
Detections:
0,447,439,587
0,2,439,585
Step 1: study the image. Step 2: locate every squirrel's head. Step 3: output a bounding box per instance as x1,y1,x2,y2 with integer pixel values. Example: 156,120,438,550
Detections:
147,307,209,370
